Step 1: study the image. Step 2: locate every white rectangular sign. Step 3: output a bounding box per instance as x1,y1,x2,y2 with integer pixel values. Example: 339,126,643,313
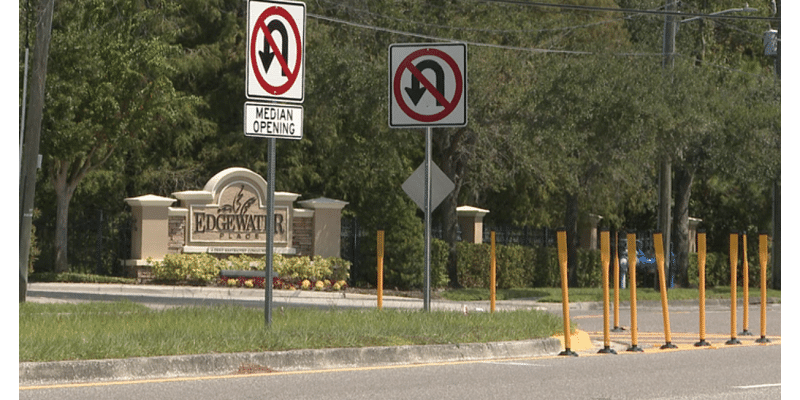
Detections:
244,102,303,140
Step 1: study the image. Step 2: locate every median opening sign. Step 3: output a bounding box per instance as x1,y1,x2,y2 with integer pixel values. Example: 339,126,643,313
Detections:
244,102,303,140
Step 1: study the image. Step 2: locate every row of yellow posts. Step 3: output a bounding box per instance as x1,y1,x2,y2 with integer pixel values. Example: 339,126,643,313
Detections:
375,228,772,354
556,228,772,356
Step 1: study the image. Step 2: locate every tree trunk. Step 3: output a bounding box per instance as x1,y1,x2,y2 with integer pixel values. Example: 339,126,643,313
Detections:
672,166,694,287
52,161,78,273
565,192,579,287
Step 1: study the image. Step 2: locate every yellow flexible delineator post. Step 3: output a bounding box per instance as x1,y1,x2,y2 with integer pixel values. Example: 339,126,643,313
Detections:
598,229,616,354
740,233,752,336
626,232,642,352
557,229,577,357
612,231,623,332
654,232,676,349
377,230,384,310
695,231,710,347
490,231,496,313
726,232,742,345
756,233,771,344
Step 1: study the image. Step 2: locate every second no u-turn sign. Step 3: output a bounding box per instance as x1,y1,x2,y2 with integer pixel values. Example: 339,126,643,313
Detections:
389,43,467,128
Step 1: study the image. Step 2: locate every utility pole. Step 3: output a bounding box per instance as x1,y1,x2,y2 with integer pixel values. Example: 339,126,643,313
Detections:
20,0,56,302
658,0,678,288
764,0,780,289
659,3,759,288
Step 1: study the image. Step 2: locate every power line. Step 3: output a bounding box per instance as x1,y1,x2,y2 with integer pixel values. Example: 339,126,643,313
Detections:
478,0,780,22
309,13,603,55
307,13,771,79
315,0,632,35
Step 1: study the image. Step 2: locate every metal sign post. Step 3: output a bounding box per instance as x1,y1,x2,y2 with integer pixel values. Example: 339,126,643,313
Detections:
265,138,276,325
423,127,432,311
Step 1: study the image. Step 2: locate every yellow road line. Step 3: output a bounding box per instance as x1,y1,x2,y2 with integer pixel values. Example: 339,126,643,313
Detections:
19,354,568,391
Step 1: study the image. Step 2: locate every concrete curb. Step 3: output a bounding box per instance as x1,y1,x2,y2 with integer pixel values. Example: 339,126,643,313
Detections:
20,338,562,386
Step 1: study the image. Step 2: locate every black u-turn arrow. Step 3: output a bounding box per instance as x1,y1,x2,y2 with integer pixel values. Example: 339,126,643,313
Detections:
259,20,289,76
405,60,445,106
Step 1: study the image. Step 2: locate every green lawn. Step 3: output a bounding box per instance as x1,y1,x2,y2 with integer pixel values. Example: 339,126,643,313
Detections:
19,301,566,362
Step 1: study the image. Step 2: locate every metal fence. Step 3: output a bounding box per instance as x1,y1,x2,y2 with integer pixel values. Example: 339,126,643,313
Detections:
34,209,132,276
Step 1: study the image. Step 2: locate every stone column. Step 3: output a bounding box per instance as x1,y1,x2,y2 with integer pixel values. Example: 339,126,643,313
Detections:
688,217,702,253
457,206,490,244
579,213,603,250
296,198,348,258
124,194,176,263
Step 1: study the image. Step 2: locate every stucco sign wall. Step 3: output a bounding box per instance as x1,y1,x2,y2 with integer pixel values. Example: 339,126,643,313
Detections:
123,167,349,280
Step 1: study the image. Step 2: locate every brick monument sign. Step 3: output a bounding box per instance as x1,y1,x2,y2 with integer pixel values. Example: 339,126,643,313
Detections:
123,167,347,279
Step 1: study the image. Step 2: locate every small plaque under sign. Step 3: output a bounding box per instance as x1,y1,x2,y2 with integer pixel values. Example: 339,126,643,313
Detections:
244,102,303,140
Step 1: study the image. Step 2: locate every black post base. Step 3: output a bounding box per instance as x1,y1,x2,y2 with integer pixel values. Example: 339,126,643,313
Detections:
626,345,644,352
559,348,579,357
598,346,617,354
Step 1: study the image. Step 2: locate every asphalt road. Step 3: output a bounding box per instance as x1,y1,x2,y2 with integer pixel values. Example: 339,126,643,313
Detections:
20,344,780,400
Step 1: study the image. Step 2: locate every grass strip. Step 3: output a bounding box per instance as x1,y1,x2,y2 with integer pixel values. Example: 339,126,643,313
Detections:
440,286,781,303
19,301,565,363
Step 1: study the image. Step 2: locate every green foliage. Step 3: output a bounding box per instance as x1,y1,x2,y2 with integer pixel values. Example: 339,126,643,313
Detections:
430,239,451,289
532,247,561,288
29,272,136,284
27,0,779,284
688,250,773,289
27,209,41,274
273,255,351,283
148,253,223,284
147,253,351,285
455,242,601,289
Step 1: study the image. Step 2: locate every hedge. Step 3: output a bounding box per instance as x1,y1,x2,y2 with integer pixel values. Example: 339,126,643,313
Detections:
688,251,772,288
147,254,351,286
454,242,601,289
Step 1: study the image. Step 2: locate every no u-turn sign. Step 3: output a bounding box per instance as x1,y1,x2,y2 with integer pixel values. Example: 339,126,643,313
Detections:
246,0,305,102
389,43,467,128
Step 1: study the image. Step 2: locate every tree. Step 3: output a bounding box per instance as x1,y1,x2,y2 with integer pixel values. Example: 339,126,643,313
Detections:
529,55,662,281
40,0,206,272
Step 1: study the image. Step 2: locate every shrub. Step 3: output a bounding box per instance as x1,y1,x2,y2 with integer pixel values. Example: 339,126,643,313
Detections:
688,250,772,288
531,247,559,287
148,253,223,284
148,253,351,290
575,249,601,288
453,242,600,289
